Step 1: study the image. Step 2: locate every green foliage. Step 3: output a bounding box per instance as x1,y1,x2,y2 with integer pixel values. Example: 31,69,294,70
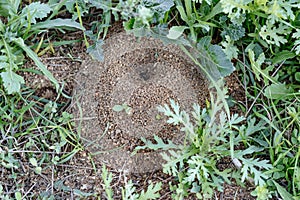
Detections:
133,135,178,153
122,180,162,200
0,88,83,198
221,23,245,41
259,22,290,46
102,164,114,200
112,103,133,115
1,0,300,199
264,83,295,99
196,36,235,80
0,1,83,94
137,97,271,199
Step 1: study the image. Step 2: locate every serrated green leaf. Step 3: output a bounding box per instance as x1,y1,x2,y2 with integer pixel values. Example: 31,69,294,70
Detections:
240,157,272,185
138,182,162,200
292,29,300,55
167,26,187,40
259,22,289,46
264,83,293,99
0,71,24,94
266,0,300,23
248,49,276,85
221,35,239,59
22,2,52,24
235,146,264,157
133,135,178,154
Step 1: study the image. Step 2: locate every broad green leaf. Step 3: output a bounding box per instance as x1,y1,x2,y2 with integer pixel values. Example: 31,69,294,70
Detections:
0,71,24,94
167,26,187,40
12,37,59,91
31,18,85,31
87,39,104,61
264,83,293,99
271,50,296,64
22,2,52,24
197,36,235,79
138,6,153,25
151,0,174,12
273,181,294,200
150,0,175,20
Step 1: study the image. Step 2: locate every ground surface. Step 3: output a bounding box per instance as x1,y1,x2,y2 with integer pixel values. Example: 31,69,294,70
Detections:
2,25,254,199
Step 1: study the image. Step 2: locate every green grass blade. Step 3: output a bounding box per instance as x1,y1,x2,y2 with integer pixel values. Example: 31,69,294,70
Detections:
31,18,85,31
12,37,59,91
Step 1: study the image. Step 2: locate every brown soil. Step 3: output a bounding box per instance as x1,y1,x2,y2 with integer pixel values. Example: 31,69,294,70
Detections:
72,32,209,174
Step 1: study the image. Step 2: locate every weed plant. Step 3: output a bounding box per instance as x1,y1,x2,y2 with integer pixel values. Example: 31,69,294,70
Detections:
0,88,83,199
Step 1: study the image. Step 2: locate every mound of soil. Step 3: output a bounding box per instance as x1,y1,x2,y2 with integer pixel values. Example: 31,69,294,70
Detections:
72,32,209,174
1,26,252,199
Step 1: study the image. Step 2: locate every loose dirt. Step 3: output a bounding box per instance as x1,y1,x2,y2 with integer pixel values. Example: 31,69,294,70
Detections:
72,32,209,174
